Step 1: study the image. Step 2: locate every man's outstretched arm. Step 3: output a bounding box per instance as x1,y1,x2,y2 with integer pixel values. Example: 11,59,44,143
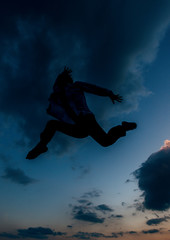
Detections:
109,92,123,103
74,81,123,103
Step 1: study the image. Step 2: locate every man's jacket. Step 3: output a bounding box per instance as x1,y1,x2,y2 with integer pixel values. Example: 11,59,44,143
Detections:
47,81,112,124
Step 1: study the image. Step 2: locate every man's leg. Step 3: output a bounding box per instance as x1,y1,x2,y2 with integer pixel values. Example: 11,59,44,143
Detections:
26,120,88,159
86,115,136,147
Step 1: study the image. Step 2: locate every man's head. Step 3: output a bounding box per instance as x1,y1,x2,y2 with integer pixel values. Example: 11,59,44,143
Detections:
55,67,73,88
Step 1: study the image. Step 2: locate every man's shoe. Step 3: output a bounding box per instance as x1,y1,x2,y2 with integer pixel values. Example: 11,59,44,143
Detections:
26,143,48,160
122,121,137,131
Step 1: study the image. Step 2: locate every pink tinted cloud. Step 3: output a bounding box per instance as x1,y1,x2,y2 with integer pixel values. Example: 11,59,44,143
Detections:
160,140,170,150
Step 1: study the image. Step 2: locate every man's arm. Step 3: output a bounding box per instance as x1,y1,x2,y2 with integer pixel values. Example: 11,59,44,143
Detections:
74,81,123,103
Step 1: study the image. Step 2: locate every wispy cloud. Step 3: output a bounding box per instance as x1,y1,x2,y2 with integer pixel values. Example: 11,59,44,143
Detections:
1,167,37,185
81,189,103,199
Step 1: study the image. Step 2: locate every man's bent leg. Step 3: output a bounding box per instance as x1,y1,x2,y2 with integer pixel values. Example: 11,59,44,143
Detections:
26,120,88,159
90,124,126,147
88,116,135,147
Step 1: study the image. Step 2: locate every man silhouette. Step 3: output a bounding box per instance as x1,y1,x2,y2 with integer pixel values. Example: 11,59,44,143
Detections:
26,67,137,159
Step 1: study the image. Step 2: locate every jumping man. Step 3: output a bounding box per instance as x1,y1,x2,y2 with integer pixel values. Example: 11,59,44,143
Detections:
26,67,137,159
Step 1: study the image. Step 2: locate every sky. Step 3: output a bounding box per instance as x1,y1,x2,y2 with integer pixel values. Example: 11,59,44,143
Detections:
0,0,170,239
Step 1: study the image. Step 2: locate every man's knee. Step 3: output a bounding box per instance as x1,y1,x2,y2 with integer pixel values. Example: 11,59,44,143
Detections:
100,139,113,147
46,120,58,129
93,136,112,147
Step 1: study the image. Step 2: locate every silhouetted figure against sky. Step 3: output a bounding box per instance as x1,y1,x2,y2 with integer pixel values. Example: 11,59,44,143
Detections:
26,67,137,159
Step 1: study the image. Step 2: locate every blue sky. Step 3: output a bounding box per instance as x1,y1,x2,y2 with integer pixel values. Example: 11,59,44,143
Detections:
0,1,170,240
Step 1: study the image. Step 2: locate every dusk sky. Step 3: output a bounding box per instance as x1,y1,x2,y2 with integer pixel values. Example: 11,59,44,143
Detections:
0,1,170,240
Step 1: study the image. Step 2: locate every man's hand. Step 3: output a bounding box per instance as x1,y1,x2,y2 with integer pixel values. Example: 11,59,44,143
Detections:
109,92,123,104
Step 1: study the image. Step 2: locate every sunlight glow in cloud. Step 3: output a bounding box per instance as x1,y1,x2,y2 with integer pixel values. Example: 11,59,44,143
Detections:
160,139,170,150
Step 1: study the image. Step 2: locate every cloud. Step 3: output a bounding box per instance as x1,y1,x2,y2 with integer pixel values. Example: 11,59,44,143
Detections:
146,217,168,225
72,232,105,239
0,227,58,240
81,189,102,198
111,232,124,238
77,199,92,206
128,231,137,234
142,229,159,234
160,139,170,150
72,231,123,239
67,225,73,228
0,1,170,154
109,214,124,219
72,200,106,224
72,192,121,224
115,215,123,218
127,198,145,212
73,209,105,224
17,227,57,239
121,202,126,207
55,231,67,236
1,167,37,185
133,141,170,211
95,204,113,213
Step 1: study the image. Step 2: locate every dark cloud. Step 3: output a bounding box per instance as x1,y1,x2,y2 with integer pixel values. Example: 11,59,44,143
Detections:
72,193,116,224
112,232,124,238
146,217,168,226
95,204,113,213
1,167,37,185
0,1,170,154
72,231,123,239
134,146,170,211
142,229,159,234
72,202,122,224
72,232,105,239
17,227,57,239
128,231,137,234
55,231,67,236
125,179,133,183
0,227,58,240
109,214,123,219
73,209,105,223
115,215,123,218
67,225,73,228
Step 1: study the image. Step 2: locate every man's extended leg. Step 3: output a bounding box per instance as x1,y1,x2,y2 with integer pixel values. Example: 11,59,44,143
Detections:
26,120,88,159
86,115,137,147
